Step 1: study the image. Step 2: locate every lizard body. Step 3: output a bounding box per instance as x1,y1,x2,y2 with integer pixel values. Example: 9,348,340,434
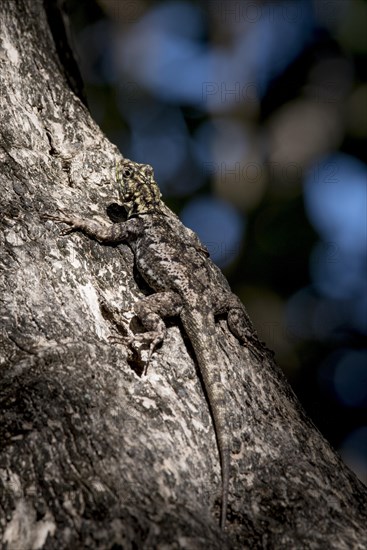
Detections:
44,158,263,530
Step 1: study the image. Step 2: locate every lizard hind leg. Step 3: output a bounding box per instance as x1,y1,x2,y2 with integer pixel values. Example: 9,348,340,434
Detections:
132,291,183,371
214,293,253,344
227,307,254,344
214,292,267,361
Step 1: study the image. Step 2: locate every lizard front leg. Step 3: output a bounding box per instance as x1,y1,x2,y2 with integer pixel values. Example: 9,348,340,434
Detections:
42,212,142,243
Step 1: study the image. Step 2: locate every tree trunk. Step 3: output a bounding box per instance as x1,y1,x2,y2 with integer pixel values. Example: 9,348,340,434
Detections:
0,1,366,549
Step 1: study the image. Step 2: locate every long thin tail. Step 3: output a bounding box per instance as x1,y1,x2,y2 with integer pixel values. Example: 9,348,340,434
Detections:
220,447,230,530
181,307,230,530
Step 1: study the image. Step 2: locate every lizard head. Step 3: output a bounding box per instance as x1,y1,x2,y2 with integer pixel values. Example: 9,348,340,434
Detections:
116,159,162,218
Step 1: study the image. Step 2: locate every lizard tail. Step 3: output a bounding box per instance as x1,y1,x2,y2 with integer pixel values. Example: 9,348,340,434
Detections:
181,307,230,530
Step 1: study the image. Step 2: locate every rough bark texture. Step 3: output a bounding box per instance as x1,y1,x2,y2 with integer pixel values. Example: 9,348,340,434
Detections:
0,1,366,549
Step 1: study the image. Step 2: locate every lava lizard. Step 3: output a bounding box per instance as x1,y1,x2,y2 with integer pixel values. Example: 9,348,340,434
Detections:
43,158,264,530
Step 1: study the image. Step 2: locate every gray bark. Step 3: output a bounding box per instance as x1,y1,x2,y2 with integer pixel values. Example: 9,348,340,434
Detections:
0,1,366,549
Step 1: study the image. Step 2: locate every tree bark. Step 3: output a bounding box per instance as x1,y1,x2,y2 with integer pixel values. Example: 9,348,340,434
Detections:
0,1,366,549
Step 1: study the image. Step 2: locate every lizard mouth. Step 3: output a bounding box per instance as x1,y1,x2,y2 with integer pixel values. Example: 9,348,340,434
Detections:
121,198,134,218
118,185,133,204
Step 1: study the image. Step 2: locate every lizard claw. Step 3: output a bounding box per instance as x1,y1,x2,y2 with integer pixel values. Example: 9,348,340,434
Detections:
108,333,130,346
108,333,151,374
41,212,65,222
41,212,85,235
41,212,72,224
41,212,80,236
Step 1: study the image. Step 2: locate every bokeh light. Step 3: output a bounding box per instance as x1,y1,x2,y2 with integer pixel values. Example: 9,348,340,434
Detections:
181,196,245,268
339,426,367,485
334,351,367,408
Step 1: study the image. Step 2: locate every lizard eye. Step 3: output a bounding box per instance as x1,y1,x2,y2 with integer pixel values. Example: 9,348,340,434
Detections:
122,167,133,179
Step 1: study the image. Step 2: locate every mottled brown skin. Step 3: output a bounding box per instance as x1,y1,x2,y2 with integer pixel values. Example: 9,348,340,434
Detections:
43,158,263,530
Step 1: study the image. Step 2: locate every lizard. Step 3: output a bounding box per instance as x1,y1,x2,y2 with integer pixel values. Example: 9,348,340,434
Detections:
43,157,264,530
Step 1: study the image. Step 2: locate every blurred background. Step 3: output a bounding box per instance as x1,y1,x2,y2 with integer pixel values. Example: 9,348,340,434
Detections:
67,0,367,484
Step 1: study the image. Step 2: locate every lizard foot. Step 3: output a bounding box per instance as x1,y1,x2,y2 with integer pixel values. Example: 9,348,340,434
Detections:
41,212,80,235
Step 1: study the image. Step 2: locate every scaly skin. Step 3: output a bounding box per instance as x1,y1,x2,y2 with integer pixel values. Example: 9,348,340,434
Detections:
43,158,265,529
